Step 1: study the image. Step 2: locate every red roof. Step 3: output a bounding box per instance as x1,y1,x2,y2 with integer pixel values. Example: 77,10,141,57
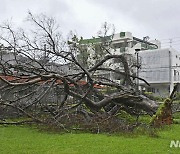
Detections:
0,75,104,89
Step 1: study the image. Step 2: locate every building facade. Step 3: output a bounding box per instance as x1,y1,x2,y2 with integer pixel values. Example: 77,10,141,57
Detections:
78,32,159,82
79,32,180,96
139,48,180,96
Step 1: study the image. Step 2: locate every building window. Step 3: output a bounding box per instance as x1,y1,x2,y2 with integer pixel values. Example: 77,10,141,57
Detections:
120,32,125,37
113,42,127,49
147,87,155,93
120,47,126,53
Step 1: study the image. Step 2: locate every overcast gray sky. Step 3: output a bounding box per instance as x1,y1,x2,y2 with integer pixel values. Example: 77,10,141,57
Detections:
1,0,180,49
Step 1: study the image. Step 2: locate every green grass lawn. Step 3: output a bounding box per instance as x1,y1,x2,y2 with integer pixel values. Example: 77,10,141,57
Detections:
0,125,180,154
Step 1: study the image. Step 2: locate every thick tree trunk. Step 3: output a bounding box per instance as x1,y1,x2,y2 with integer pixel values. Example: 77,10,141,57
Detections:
150,83,179,127
150,98,173,126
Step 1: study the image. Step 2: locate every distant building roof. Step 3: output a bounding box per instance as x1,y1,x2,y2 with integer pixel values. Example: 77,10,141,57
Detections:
0,75,104,89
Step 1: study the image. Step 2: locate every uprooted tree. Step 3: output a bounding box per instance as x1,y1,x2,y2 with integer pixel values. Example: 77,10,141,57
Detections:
150,83,180,127
0,12,176,132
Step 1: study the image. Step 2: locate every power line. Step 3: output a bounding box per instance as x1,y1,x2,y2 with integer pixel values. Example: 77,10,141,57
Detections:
161,40,180,44
159,37,180,49
159,36,180,41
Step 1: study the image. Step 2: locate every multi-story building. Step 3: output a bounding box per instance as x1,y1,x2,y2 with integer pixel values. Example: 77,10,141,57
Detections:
2,32,179,97
79,32,180,96
78,32,159,82
139,48,180,96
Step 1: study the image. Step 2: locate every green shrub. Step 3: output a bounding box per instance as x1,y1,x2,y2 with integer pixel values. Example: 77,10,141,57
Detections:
175,92,180,100
143,92,165,102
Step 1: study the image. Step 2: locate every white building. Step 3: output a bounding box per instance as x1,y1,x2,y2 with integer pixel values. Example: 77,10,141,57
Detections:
139,48,180,96
79,32,159,80
79,32,180,96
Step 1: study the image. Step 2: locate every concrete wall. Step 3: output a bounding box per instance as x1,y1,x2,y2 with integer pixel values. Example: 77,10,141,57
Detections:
139,48,180,96
0,81,66,105
142,83,170,97
139,48,171,83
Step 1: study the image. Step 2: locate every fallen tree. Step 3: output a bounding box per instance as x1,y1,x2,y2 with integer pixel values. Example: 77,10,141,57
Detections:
150,83,180,127
0,12,160,132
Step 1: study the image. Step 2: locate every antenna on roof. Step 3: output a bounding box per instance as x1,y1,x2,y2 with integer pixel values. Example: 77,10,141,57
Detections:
143,36,150,42
143,36,150,49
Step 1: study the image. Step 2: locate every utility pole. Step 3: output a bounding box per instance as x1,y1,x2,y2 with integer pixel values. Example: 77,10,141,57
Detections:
169,50,173,94
0,44,2,61
169,39,172,48
135,49,141,91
